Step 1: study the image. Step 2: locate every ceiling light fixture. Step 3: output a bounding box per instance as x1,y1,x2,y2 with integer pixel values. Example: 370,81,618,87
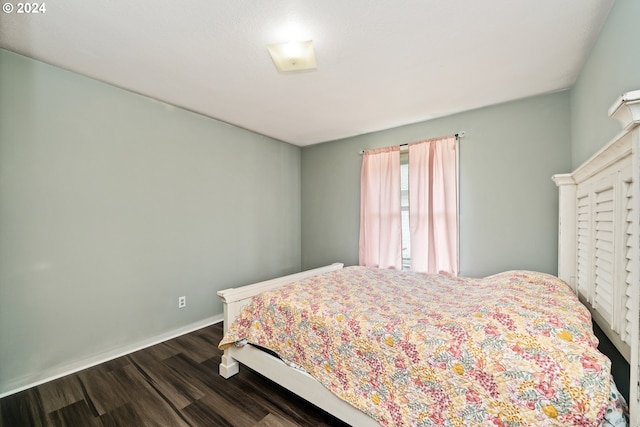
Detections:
267,40,317,72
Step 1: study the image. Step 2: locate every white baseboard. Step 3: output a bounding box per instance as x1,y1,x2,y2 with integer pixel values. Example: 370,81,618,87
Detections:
0,314,223,398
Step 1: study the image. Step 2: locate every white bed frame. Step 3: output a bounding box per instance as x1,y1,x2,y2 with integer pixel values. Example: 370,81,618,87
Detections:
554,90,640,426
217,90,640,426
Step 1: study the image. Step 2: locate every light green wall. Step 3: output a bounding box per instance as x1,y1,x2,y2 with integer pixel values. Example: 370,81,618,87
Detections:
0,49,301,394
301,92,571,277
570,0,640,167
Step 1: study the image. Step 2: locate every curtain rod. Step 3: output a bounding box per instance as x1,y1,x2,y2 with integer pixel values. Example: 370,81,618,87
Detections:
359,131,465,155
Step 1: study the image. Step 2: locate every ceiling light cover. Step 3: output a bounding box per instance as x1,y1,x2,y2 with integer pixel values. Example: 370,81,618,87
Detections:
267,40,317,72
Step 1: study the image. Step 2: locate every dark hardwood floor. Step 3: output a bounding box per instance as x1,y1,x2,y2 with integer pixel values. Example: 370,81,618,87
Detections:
0,323,350,427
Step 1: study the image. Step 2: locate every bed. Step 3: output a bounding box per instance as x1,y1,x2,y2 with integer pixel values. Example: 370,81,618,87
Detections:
217,90,639,426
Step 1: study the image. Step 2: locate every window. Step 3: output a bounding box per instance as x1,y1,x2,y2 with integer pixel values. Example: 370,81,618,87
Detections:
360,136,458,274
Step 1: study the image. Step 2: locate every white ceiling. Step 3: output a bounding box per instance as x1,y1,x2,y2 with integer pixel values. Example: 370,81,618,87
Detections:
0,0,614,146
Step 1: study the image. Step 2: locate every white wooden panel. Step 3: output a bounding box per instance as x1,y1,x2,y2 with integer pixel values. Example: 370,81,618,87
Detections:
594,184,615,325
576,195,592,300
623,180,634,344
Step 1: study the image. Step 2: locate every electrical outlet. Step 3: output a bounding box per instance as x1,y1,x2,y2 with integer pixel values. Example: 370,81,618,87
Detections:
178,296,186,309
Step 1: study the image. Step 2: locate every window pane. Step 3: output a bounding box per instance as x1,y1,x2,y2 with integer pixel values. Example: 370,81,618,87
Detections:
402,209,411,269
400,152,410,270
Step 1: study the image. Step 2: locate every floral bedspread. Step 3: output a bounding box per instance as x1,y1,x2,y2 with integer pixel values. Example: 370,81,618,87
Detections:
219,267,617,426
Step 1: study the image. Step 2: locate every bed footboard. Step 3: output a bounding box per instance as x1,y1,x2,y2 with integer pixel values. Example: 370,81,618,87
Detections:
217,263,344,378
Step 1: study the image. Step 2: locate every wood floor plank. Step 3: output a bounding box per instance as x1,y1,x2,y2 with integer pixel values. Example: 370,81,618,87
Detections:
99,402,144,427
162,353,222,396
181,391,263,427
47,400,102,427
116,364,192,426
128,341,180,366
194,325,222,346
77,366,130,416
100,356,132,373
0,388,47,427
165,334,216,364
255,413,301,427
128,354,205,409
37,376,84,414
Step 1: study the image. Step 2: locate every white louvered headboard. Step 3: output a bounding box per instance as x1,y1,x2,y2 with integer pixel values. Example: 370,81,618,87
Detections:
553,90,640,425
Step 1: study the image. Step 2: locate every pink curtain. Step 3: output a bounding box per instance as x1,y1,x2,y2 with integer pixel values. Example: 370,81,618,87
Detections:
408,136,458,275
359,146,402,270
